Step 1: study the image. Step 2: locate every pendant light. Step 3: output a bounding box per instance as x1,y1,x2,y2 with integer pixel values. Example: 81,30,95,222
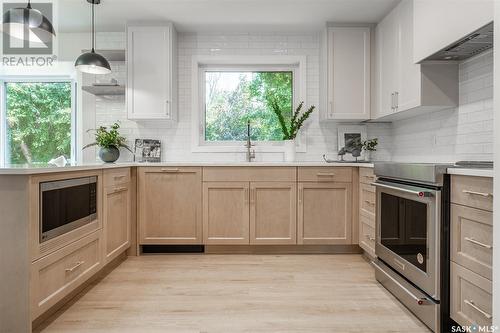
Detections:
2,0,56,43
75,0,111,75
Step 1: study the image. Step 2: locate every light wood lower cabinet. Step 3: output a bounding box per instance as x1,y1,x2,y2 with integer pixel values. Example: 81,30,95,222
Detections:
250,182,296,245
138,167,202,244
31,231,102,320
203,182,250,245
103,183,131,263
298,182,352,244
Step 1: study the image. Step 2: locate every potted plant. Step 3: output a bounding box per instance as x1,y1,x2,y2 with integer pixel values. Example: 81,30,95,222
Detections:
361,138,378,161
83,123,132,163
269,100,315,161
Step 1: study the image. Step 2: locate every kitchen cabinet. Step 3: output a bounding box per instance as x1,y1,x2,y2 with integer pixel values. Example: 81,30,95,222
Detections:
298,182,352,245
320,26,371,121
374,0,458,120
250,182,296,245
203,182,250,245
414,0,493,63
127,23,177,120
138,167,202,244
103,169,131,263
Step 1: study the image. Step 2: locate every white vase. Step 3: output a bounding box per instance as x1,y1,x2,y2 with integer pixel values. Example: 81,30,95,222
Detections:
284,140,296,162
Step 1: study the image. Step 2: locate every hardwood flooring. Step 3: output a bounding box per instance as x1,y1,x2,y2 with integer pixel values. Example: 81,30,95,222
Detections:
36,254,431,333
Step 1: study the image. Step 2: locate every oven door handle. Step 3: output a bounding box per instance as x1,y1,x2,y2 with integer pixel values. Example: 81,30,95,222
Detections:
371,181,434,198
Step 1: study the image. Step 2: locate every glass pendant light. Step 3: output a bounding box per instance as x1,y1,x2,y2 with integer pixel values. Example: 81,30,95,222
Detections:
75,0,111,75
2,0,56,43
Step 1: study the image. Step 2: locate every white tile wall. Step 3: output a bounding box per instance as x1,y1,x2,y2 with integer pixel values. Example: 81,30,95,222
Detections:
388,50,494,162
85,31,388,163
84,32,493,164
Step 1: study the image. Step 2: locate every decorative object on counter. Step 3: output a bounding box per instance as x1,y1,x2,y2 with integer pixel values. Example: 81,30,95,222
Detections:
270,100,315,162
134,139,161,162
48,156,68,167
74,0,111,75
83,122,132,163
361,138,378,161
337,125,367,161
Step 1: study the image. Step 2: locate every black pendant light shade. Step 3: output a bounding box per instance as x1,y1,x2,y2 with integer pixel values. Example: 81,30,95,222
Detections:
75,48,111,74
3,0,56,43
75,0,111,75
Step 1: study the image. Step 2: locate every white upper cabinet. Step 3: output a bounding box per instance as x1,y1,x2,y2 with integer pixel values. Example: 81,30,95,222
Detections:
320,26,371,121
413,0,493,63
127,23,177,120
373,0,459,121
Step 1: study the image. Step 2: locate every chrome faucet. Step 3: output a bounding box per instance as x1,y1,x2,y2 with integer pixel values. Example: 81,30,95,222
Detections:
245,120,256,162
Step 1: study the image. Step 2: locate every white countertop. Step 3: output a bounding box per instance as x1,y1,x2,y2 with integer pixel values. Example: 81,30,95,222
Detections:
0,161,375,175
446,167,493,178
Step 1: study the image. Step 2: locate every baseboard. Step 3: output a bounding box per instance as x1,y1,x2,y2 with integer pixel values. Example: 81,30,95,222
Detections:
204,244,362,254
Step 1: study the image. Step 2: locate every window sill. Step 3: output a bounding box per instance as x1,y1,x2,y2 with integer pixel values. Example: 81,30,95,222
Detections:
192,136,307,153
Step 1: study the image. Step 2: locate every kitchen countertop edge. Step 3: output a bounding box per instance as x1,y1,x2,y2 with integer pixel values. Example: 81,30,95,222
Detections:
0,161,375,175
447,167,493,178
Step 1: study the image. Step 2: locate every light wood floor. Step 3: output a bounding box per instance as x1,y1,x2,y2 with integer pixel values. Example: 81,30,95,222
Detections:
36,254,431,333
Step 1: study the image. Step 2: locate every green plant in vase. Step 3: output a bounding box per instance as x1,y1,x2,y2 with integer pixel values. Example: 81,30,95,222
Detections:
83,122,133,163
269,99,315,161
361,138,378,161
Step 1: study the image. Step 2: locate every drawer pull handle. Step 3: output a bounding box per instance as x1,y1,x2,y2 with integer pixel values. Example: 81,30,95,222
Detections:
113,187,128,193
161,168,180,173
365,234,375,241
464,300,492,319
364,200,375,206
462,190,493,198
65,261,85,273
113,175,125,180
464,237,492,249
317,173,335,177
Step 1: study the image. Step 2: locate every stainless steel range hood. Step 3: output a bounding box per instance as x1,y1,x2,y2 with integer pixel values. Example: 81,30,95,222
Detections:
424,22,493,61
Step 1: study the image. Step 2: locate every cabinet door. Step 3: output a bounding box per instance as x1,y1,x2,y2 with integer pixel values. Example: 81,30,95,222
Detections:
250,182,296,245
396,0,421,112
375,6,398,118
103,184,131,263
127,25,173,120
203,182,249,245
326,27,370,120
138,168,202,244
298,183,352,245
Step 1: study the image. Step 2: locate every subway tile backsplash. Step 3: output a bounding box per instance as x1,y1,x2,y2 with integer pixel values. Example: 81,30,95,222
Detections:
85,32,493,164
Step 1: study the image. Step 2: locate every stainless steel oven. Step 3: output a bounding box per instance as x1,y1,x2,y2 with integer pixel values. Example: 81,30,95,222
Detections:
372,162,452,333
40,176,97,242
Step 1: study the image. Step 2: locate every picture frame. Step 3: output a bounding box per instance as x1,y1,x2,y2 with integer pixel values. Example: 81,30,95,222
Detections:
134,139,161,162
337,125,367,161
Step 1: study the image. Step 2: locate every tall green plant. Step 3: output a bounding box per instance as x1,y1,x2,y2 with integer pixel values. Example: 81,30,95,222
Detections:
269,99,315,140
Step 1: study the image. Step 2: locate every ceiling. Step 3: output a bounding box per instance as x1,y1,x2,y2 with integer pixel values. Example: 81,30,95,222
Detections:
57,0,400,33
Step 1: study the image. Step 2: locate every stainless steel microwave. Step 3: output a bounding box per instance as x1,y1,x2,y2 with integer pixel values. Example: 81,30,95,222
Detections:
40,176,97,242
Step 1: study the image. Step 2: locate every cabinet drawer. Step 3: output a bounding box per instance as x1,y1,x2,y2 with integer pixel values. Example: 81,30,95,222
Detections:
451,204,492,280
359,167,375,185
103,168,131,187
451,175,493,212
203,167,296,182
451,262,492,328
360,183,376,217
31,231,102,319
298,167,352,182
359,217,375,257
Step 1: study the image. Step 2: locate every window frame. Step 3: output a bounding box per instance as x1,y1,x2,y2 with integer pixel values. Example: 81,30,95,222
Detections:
191,55,307,153
0,77,77,165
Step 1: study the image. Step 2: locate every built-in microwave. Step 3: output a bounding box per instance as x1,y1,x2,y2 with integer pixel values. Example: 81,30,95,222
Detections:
40,176,97,242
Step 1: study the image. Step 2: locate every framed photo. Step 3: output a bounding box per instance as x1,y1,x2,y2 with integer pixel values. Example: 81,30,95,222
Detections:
134,139,161,162
337,125,367,161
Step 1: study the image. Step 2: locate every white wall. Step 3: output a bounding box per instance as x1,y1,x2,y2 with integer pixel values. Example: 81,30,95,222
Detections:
82,31,391,163
388,50,494,162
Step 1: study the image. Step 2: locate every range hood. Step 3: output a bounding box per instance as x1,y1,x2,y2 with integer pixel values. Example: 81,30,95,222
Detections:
425,22,493,61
